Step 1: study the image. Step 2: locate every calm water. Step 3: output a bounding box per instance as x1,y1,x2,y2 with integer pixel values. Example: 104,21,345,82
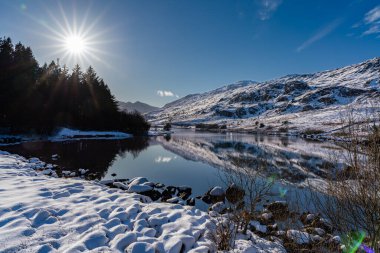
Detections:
1,129,344,209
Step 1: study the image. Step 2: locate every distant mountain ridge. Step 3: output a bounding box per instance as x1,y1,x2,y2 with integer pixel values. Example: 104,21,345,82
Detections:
117,101,159,114
148,57,380,133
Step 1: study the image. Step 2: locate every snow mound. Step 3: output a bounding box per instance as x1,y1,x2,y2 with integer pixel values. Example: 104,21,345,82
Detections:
53,128,132,140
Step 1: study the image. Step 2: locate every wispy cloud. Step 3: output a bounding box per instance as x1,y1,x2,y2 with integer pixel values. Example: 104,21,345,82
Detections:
363,25,380,35
257,0,282,21
157,90,179,98
361,5,380,37
364,5,380,24
296,19,342,52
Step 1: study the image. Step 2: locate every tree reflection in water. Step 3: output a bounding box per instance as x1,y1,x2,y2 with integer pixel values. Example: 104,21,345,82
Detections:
2,138,149,179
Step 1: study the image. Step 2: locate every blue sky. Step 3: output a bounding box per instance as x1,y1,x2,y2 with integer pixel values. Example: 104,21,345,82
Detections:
0,0,379,107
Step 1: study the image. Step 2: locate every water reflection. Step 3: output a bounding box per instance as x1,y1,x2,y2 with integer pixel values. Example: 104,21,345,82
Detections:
2,138,149,179
1,130,344,190
157,130,345,184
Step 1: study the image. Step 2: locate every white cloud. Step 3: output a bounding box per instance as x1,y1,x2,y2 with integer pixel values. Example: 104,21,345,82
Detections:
362,5,380,37
363,25,380,35
154,156,174,163
157,90,178,98
364,5,380,24
296,19,342,52
257,0,282,21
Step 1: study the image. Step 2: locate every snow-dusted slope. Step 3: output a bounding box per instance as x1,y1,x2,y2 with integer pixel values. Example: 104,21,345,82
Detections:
118,101,159,114
148,58,380,133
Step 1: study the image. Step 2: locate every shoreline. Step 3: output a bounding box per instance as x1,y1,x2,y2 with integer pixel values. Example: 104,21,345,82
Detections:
0,150,344,252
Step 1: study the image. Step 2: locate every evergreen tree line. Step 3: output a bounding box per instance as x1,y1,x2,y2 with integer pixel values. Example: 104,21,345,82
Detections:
0,37,150,135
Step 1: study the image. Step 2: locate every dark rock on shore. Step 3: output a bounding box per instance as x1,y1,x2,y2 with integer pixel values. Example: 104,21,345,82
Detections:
225,184,245,204
140,189,161,201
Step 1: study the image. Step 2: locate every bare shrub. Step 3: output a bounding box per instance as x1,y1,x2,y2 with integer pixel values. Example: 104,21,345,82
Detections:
210,155,275,250
309,109,380,251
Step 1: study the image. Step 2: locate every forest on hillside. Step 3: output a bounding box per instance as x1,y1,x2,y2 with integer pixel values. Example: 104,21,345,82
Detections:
0,37,150,135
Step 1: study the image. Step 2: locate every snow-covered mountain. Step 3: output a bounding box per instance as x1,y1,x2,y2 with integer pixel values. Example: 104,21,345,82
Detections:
118,101,159,114
148,58,380,133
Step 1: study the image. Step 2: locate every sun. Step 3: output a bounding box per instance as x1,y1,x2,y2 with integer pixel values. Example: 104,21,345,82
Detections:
65,35,86,54
32,2,114,68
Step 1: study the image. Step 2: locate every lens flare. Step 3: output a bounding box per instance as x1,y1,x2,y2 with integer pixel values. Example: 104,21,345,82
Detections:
343,231,366,253
267,174,277,185
278,187,288,198
361,244,375,253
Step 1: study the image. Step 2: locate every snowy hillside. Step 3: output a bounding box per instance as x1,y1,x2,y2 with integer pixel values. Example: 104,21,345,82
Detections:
118,101,159,114
148,58,380,134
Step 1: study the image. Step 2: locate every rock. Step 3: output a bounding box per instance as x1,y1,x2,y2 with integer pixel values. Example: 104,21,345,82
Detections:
111,232,137,251
41,169,53,175
166,197,182,204
140,190,161,201
148,216,169,227
201,195,212,204
113,182,129,190
126,242,155,253
186,198,195,206
284,81,309,94
249,220,268,234
79,168,88,175
261,212,273,221
225,184,245,204
155,183,165,188
161,189,173,202
267,223,278,232
204,187,225,204
127,185,153,193
166,186,177,195
178,191,191,201
300,212,318,225
188,246,210,253
329,235,341,244
142,181,155,187
313,228,325,236
177,186,192,200
286,230,312,245
310,218,333,233
209,186,224,197
128,177,149,187
82,230,109,250
266,201,288,215
210,202,226,213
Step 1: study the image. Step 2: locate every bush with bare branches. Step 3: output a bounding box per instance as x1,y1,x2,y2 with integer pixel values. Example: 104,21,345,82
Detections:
310,110,380,252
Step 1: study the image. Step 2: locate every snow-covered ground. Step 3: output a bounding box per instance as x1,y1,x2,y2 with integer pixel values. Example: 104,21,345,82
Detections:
52,128,132,140
0,151,287,252
0,128,132,146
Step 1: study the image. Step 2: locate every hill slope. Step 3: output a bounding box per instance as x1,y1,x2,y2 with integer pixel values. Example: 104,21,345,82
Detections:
118,101,159,114
148,58,380,134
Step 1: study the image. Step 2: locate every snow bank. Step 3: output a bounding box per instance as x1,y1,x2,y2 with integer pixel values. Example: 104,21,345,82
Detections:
0,153,213,252
52,128,132,140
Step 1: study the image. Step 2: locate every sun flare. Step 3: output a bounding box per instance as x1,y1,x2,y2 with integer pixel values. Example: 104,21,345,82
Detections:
65,35,86,54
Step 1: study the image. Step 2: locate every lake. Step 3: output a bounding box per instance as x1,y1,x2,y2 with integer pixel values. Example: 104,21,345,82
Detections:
0,129,345,210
